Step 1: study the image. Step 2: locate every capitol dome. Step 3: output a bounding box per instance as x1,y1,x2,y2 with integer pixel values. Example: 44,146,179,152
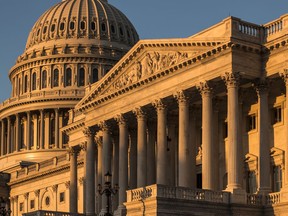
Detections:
0,0,139,165
25,0,139,53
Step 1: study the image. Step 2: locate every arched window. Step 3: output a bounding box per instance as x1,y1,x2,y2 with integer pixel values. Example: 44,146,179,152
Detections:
65,68,72,87
53,69,59,87
24,75,28,93
18,77,21,95
78,68,85,87
92,68,98,83
42,70,47,89
32,72,37,90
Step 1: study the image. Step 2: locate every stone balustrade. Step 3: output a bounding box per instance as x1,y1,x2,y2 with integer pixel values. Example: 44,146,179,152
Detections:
126,184,230,204
266,192,281,205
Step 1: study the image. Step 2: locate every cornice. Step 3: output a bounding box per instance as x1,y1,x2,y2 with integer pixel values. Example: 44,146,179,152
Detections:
62,119,85,134
8,159,84,187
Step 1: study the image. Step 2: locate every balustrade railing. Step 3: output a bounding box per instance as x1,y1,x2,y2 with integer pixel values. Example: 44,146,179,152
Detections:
266,192,281,205
247,194,263,205
127,184,230,204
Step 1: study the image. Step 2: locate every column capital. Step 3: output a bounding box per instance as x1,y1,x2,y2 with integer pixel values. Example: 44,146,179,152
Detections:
98,121,110,132
79,177,85,186
52,184,58,192
114,114,127,126
80,142,87,151
173,90,189,104
65,181,70,189
94,136,102,148
133,107,147,119
254,79,269,97
82,127,95,138
152,99,166,112
24,193,29,200
221,72,240,88
279,69,288,85
68,146,81,156
197,81,213,97
34,190,40,197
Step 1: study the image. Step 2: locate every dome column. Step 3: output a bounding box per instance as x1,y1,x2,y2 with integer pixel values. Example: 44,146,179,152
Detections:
54,109,59,148
15,113,20,152
69,146,80,214
1,120,5,156
7,117,11,153
26,112,31,150
40,110,45,149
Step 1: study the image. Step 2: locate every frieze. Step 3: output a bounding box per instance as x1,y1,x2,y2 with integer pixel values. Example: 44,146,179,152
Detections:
107,52,188,93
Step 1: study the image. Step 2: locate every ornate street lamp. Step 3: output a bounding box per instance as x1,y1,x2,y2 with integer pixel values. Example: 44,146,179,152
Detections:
97,172,119,216
0,200,11,216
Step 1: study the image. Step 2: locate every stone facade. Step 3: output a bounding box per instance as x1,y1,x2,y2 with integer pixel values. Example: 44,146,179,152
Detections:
0,0,288,216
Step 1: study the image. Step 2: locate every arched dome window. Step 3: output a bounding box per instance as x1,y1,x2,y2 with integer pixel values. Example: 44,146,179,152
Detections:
92,68,99,83
80,21,86,30
60,22,65,31
32,72,37,91
91,21,96,31
78,68,85,87
51,24,56,32
52,69,59,87
41,70,47,89
70,21,75,30
65,68,72,87
101,23,106,32
24,75,28,93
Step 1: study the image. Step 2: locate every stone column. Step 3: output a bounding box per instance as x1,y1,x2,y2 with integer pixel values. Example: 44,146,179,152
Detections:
15,114,20,152
99,121,112,215
133,107,147,187
26,112,31,150
112,136,119,211
32,114,38,150
1,120,5,156
40,110,45,149
83,127,96,216
24,193,29,213
197,82,214,190
222,72,242,191
44,112,50,149
115,114,128,215
174,90,193,187
7,118,11,154
153,99,168,185
147,121,156,185
69,146,80,214
129,130,137,189
55,109,59,148
256,80,271,193
95,136,103,213
52,185,58,211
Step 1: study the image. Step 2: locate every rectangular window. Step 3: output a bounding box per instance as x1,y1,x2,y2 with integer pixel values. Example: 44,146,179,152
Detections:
273,166,282,192
30,200,35,210
247,171,257,194
273,106,282,124
247,114,256,131
19,202,24,212
59,192,65,203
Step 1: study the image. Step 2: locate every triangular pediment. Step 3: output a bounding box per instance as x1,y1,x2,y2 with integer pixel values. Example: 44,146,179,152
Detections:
76,38,227,111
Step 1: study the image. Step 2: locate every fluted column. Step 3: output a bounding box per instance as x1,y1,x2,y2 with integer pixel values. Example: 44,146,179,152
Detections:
7,117,11,154
153,99,168,185
32,114,38,150
55,109,59,148
115,114,128,214
69,146,80,214
174,90,193,187
1,120,5,156
133,107,147,187
197,82,214,190
26,112,31,150
255,80,271,194
83,127,96,216
40,110,45,149
15,114,20,152
222,72,242,191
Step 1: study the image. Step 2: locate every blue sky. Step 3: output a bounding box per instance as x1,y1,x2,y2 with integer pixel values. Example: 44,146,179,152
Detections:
0,0,286,102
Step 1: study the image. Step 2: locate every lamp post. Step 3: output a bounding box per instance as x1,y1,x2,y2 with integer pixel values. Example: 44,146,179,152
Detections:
0,201,11,216
97,172,119,216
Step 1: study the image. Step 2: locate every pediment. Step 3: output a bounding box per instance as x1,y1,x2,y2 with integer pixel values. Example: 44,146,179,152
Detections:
76,38,227,111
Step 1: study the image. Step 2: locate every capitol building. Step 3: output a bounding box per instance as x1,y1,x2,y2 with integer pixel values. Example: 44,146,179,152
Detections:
0,0,288,215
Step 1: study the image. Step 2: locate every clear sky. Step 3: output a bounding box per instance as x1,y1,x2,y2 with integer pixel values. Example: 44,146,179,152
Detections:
0,0,286,102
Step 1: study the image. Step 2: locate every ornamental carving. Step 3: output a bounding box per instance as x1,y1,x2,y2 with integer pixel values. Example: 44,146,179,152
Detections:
82,127,94,138
279,69,288,85
94,136,103,148
196,81,213,97
254,79,269,97
114,114,127,126
133,107,146,119
221,72,240,88
174,90,189,104
152,99,166,111
110,51,188,92
98,121,110,132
